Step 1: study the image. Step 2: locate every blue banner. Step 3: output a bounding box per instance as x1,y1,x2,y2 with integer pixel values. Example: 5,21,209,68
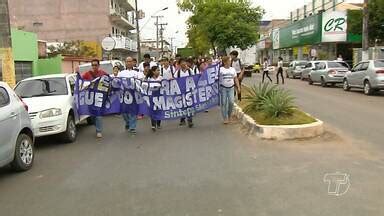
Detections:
74,64,220,120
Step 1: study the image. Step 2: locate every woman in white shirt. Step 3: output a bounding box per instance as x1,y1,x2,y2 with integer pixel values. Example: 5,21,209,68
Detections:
146,66,163,131
276,57,284,84
262,57,272,83
219,56,240,124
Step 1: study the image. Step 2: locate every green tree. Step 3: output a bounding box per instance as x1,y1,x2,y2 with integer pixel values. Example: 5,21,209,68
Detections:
368,0,384,45
187,26,211,56
178,0,264,55
48,40,97,57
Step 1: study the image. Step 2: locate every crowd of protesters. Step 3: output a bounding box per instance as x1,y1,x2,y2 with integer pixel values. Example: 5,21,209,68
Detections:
81,52,247,138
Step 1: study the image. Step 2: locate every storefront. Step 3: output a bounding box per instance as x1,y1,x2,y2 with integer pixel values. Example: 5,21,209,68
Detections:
273,10,361,64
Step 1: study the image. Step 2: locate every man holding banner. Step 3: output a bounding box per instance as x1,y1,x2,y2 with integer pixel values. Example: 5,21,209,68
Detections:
117,57,140,135
81,59,108,138
175,58,195,128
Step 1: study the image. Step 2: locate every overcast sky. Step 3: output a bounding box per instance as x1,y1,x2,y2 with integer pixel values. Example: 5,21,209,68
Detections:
138,0,311,48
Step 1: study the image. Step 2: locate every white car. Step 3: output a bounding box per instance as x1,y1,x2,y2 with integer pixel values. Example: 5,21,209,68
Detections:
14,74,88,143
0,81,34,171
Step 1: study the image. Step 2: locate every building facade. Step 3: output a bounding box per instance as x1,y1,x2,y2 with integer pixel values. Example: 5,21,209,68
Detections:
9,0,137,60
269,0,363,65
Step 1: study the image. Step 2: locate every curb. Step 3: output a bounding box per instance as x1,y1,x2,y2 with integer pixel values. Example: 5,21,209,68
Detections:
233,104,324,140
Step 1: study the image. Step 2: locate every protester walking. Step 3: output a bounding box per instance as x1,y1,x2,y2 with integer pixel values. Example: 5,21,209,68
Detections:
175,58,194,128
112,65,120,77
262,57,272,83
146,66,163,131
276,57,284,84
230,50,244,101
117,57,140,135
138,53,157,74
160,57,175,80
81,59,108,138
219,56,240,124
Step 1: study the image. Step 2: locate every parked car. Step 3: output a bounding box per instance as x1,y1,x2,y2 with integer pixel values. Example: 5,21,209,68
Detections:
14,74,89,143
343,59,384,95
300,61,319,80
286,61,308,79
0,81,34,171
308,61,350,87
78,60,125,74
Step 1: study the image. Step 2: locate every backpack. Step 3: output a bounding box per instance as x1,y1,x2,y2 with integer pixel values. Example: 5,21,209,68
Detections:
231,59,242,69
177,69,192,78
161,66,174,78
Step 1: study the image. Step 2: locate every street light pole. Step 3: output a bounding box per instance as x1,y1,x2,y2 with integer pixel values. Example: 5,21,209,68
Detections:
135,0,141,62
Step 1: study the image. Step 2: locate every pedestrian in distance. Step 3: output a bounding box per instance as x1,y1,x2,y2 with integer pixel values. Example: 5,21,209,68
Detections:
219,56,240,124
276,57,285,84
230,50,244,101
262,57,273,83
175,58,194,128
146,66,163,131
81,59,108,139
117,57,140,135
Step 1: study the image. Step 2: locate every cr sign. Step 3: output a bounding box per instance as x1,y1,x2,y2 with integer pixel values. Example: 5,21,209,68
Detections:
324,17,346,32
322,11,347,42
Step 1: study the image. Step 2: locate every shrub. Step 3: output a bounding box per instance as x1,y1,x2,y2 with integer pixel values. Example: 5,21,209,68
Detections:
260,88,295,118
242,83,278,113
243,83,295,118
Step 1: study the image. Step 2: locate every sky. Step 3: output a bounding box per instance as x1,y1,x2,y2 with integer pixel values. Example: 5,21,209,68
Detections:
138,0,312,48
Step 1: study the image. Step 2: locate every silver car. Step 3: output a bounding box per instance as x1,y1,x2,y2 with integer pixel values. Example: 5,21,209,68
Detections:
286,61,308,79
0,82,34,171
300,61,319,80
308,61,350,87
343,60,384,95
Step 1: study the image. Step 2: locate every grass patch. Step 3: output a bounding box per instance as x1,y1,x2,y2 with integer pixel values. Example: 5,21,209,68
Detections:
243,108,316,125
238,85,317,125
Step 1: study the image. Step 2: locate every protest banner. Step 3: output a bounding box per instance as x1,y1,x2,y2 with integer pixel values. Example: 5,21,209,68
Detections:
74,64,220,120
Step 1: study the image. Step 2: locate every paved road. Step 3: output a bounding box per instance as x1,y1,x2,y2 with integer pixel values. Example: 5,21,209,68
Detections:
1,107,384,215
243,73,384,150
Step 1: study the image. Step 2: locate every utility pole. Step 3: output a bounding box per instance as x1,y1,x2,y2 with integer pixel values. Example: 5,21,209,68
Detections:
159,23,167,58
362,0,369,60
135,0,141,62
169,37,175,56
151,15,163,49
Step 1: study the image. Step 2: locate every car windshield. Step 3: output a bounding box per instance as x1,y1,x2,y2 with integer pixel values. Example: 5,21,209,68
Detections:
327,62,349,68
79,64,113,74
374,60,384,68
296,62,307,66
15,78,68,98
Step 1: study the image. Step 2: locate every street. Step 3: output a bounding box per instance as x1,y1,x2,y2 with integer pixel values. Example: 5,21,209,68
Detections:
1,77,384,215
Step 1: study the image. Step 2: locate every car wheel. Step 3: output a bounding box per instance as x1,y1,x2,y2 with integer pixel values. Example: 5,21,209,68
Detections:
364,80,373,95
11,133,34,171
343,79,351,91
62,114,77,143
321,77,327,87
300,75,305,80
308,76,313,85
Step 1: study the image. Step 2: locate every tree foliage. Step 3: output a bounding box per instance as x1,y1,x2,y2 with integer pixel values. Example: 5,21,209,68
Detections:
48,40,97,57
368,0,384,45
178,0,264,55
